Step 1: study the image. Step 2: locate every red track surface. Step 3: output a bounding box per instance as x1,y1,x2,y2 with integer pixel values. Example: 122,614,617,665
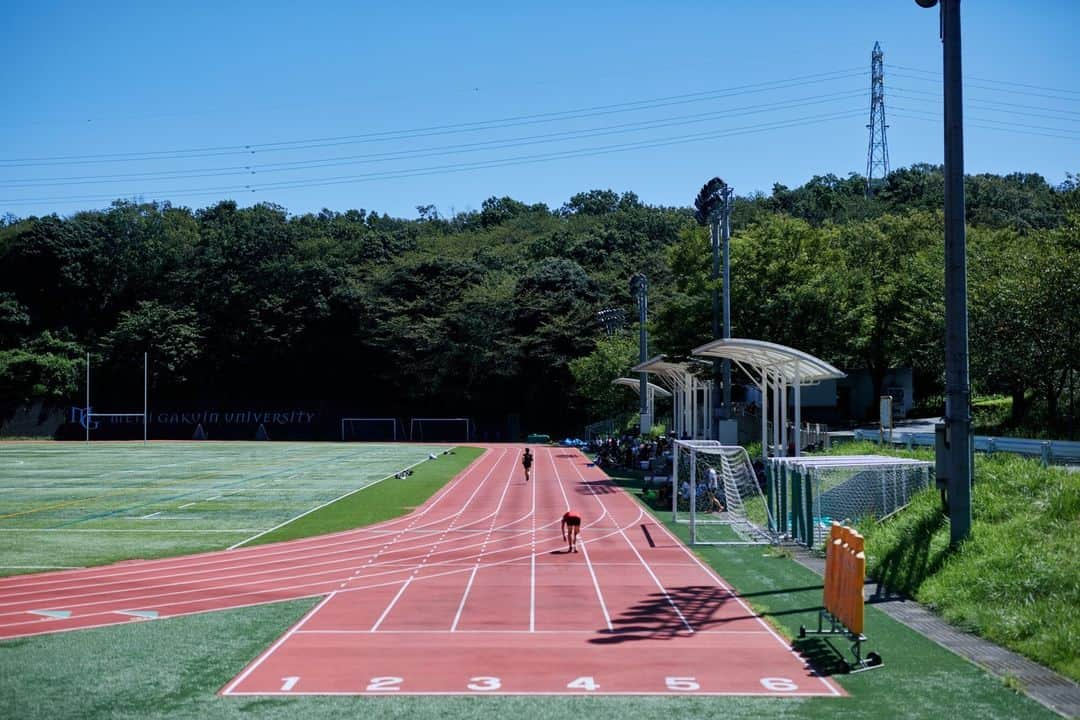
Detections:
0,446,843,697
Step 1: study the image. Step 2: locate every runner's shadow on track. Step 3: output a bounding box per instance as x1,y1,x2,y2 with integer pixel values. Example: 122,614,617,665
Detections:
588,585,825,645
574,480,620,495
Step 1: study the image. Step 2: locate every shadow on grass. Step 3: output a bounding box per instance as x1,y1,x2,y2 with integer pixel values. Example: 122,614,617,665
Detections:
791,636,851,676
871,508,954,597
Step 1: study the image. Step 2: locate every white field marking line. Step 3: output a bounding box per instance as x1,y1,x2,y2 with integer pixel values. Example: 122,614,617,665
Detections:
530,445,537,633
0,449,501,596
139,511,162,519
0,509,633,630
577,451,844,698
0,528,258,533
227,451,447,550
0,487,579,616
0,565,84,570
0,503,554,611
564,449,692,633
450,450,517,631
369,576,413,632
340,450,511,593
178,502,197,509
294,628,770,635
220,591,339,695
0,456,598,617
546,448,613,631
223,691,838,698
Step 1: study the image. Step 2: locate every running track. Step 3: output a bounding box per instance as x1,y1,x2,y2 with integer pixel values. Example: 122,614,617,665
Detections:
0,446,843,697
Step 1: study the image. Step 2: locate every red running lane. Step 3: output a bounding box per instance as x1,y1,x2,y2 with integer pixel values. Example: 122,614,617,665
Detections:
0,445,843,697
220,447,844,698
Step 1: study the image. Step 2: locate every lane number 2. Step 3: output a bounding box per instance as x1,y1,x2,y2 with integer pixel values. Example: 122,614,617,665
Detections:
366,676,403,692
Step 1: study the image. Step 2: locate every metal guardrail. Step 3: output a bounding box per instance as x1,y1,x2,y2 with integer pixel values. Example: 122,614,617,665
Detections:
851,429,1080,467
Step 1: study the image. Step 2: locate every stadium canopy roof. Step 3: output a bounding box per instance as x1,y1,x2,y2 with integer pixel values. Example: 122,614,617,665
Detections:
691,338,845,385
691,338,845,460
630,355,713,440
611,377,672,399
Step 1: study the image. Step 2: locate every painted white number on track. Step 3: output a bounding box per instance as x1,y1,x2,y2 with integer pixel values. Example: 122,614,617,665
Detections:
467,677,501,691
280,676,299,692
366,676,403,692
665,676,700,691
567,676,600,691
760,677,799,692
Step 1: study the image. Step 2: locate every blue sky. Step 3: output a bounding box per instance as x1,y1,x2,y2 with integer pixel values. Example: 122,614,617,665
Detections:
3,0,1076,220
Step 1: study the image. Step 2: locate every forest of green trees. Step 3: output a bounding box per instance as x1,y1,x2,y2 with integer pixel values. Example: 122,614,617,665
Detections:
0,164,1077,439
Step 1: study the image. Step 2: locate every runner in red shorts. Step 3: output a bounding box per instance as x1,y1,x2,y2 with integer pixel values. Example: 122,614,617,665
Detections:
561,510,582,553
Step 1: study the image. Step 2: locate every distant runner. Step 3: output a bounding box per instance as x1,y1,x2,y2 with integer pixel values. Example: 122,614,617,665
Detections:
561,510,582,553
522,448,534,482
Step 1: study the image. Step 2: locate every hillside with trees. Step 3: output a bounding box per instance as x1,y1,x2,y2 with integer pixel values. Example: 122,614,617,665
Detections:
0,165,1076,438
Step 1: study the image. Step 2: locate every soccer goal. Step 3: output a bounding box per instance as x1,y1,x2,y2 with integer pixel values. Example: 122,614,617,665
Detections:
83,351,149,444
341,417,404,442
768,455,933,548
671,440,777,545
409,417,472,442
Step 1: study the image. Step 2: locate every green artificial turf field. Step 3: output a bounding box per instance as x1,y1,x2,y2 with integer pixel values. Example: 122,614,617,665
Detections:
0,441,448,575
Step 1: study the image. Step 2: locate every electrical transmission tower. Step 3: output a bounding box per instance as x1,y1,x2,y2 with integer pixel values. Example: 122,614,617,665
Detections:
865,41,890,197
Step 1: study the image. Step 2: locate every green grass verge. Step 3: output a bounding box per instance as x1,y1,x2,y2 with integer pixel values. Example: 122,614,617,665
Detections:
245,446,485,546
826,441,1080,682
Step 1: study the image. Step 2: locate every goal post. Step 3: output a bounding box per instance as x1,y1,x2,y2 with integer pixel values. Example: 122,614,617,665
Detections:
84,351,149,444
409,417,472,442
340,417,403,442
672,440,777,545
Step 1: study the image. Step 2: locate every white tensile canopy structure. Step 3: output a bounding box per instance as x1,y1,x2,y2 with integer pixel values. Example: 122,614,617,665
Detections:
611,377,672,425
631,356,713,440
692,338,846,463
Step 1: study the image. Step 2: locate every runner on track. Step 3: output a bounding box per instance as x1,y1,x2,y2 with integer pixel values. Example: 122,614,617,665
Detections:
522,448,534,482
561,510,582,553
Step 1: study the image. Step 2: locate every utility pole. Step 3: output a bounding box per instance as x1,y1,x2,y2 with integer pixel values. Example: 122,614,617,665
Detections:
631,274,649,434
917,0,972,545
865,41,891,197
695,178,735,428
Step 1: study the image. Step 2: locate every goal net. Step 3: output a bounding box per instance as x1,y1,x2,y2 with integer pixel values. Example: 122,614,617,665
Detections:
341,417,403,442
409,417,472,442
768,455,934,547
671,440,777,545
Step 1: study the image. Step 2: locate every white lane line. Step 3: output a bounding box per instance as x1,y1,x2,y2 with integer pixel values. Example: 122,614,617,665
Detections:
547,448,613,631
226,453,450,550
140,511,162,519
568,449,844,697
220,591,338,695
530,447,537,633
0,449,503,597
178,502,197,509
370,576,413,631
0,520,637,632
450,567,479,632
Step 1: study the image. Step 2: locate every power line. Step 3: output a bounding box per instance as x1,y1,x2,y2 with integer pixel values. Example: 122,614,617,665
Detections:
2,109,867,206
0,67,868,168
890,63,1080,97
0,89,868,189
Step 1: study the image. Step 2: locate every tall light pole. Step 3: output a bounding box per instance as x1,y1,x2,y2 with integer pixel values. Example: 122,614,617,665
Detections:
695,178,735,427
918,0,972,545
631,274,649,434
